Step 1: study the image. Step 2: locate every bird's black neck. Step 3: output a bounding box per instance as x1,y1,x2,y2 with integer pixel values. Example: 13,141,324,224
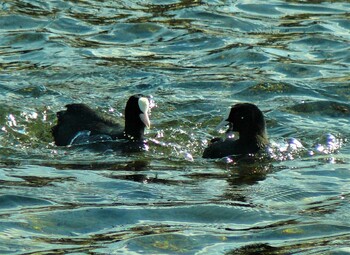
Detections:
239,130,268,148
124,124,145,141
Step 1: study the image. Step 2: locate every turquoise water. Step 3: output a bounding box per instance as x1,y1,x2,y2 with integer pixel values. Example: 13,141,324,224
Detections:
1,0,350,254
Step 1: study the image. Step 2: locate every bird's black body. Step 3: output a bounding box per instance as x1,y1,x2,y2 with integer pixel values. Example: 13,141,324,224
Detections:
52,103,124,146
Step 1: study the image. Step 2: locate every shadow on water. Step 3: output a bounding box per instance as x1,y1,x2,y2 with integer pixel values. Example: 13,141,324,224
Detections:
225,233,350,254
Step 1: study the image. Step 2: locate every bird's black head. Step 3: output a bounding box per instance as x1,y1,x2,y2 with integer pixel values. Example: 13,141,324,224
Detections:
124,94,153,140
225,103,266,137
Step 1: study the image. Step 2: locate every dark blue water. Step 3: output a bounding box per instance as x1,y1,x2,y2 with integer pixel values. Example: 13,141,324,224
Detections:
0,0,349,254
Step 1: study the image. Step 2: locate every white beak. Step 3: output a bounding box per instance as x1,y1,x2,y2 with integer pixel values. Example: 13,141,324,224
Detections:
140,113,150,128
216,119,236,139
215,118,229,131
216,107,231,131
138,97,151,128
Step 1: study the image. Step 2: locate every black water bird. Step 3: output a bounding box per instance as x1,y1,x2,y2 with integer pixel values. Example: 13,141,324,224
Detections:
203,103,268,159
52,94,152,151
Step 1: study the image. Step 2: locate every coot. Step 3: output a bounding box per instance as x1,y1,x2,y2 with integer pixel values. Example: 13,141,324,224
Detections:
52,94,152,151
203,103,268,158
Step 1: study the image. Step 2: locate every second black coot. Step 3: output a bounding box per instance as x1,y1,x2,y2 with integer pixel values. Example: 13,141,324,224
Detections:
203,103,268,158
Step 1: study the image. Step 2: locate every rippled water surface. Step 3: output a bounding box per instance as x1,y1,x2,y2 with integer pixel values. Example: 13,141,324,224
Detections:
1,0,350,254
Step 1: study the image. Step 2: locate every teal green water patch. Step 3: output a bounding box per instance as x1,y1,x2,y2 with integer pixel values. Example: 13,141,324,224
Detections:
47,17,96,35
286,100,350,117
0,14,48,31
90,23,174,44
0,194,53,209
235,4,283,16
18,204,290,235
